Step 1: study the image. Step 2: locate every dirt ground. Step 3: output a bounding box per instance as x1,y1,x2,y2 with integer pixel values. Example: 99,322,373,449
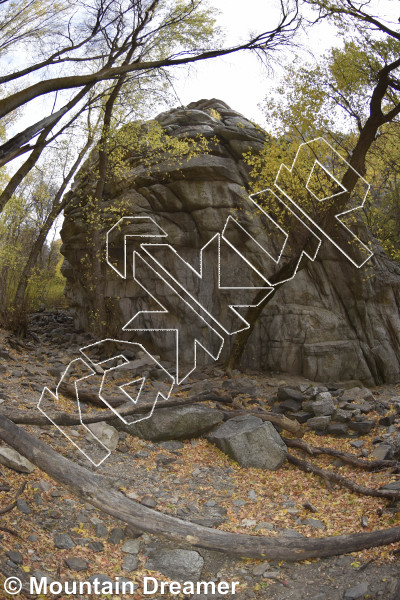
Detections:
0,311,400,599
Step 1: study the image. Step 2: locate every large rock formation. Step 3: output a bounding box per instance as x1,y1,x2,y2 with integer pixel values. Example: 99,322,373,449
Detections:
61,99,400,385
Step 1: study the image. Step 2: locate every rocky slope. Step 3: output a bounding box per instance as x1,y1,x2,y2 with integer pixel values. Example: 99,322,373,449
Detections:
1,313,400,599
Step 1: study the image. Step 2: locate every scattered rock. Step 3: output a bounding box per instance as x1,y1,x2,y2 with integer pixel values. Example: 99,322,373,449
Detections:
108,527,125,545
53,533,75,549
279,528,305,538
277,386,305,402
0,447,35,473
263,570,282,579
33,570,55,586
34,480,51,492
65,557,89,571
371,444,392,461
88,541,104,552
379,414,396,426
255,522,274,531
343,581,369,599
16,499,31,515
361,516,369,528
307,416,330,431
343,388,374,403
332,408,351,423
141,495,157,508
303,501,318,513
348,421,375,434
124,406,223,441
252,561,271,576
87,422,119,451
288,410,313,423
350,440,365,449
279,398,303,412
146,549,204,581
312,392,335,416
121,539,140,554
304,518,326,530
190,503,228,527
95,524,108,538
6,550,23,565
327,423,348,436
206,415,287,470
122,555,139,572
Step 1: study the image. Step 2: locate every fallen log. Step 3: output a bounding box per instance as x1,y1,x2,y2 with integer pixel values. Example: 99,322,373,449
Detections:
59,381,233,409
1,415,400,560
59,382,126,408
284,437,398,471
218,408,303,437
0,394,231,428
287,453,400,500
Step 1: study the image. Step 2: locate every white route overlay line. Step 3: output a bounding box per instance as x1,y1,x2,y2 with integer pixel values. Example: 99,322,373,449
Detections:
106,179,324,382
275,137,373,268
38,343,175,466
106,216,168,279
222,189,322,287
37,136,374,466
140,232,274,336
37,358,112,467
123,252,225,385
79,340,174,424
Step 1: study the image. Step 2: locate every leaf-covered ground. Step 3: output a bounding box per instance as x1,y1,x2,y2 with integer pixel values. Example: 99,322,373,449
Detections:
1,324,400,598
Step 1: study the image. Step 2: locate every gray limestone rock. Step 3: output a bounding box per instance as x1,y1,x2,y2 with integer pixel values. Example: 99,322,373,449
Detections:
206,415,287,470
307,416,331,431
0,447,35,473
146,549,204,581
53,534,75,549
87,422,119,451
312,392,335,416
121,405,223,441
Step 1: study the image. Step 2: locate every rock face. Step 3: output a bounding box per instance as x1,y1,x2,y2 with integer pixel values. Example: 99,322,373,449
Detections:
61,98,400,385
206,415,288,470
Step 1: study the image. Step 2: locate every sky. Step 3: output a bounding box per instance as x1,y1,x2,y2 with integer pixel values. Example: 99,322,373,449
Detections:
172,0,399,126
4,0,400,194
172,0,338,125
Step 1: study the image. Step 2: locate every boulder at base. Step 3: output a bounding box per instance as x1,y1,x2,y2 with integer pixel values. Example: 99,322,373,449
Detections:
206,415,287,470
0,447,35,473
120,405,224,441
87,422,120,451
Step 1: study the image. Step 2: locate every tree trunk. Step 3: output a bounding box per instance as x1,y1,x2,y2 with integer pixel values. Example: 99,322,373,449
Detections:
9,135,94,331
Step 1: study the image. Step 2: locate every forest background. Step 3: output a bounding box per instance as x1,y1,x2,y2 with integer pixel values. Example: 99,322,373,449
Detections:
0,0,399,333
